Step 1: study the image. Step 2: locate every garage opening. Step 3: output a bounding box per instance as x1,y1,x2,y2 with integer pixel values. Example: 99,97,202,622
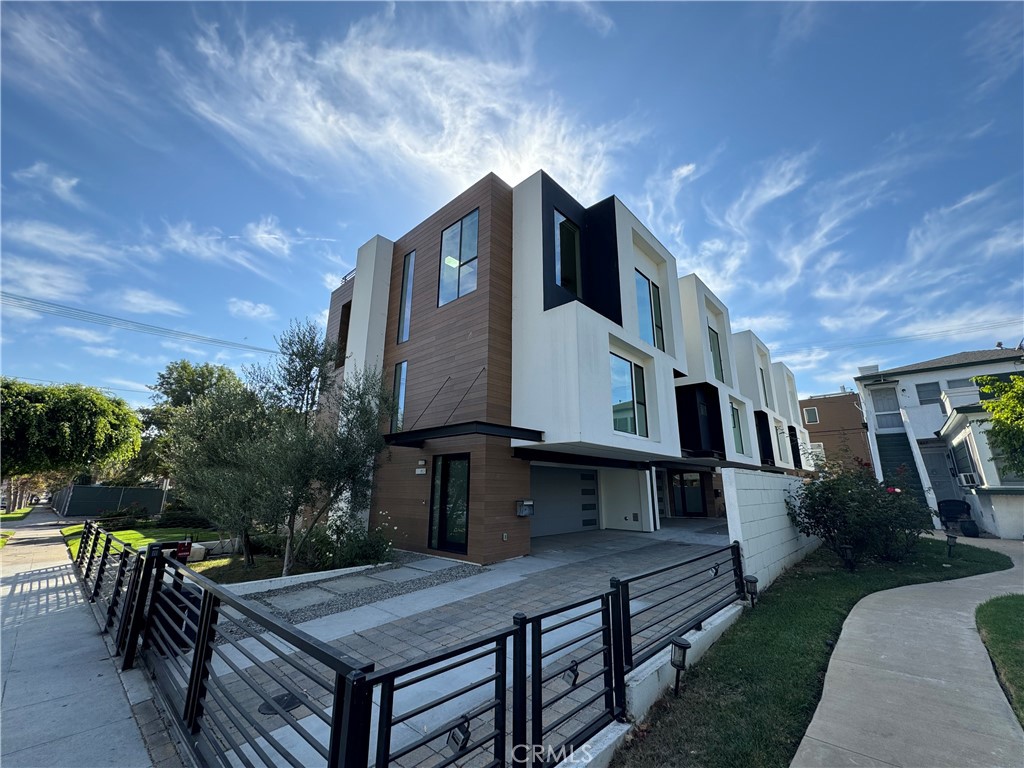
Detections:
529,466,600,537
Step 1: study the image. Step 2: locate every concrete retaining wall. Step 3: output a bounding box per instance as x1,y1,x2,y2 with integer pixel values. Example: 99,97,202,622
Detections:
722,467,818,589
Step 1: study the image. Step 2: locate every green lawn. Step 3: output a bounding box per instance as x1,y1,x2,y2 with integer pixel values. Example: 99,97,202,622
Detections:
189,554,307,584
977,593,1024,727
62,524,199,560
610,538,1013,768
0,531,13,549
0,507,33,522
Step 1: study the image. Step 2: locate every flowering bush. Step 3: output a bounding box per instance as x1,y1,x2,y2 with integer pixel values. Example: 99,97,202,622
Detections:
787,459,932,567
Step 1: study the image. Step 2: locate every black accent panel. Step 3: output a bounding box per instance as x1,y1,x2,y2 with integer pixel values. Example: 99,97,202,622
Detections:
676,383,726,458
540,173,622,325
753,410,776,467
788,426,803,470
582,519,598,526
385,421,543,447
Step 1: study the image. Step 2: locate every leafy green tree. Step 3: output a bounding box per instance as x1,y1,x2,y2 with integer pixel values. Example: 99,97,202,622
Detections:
247,320,394,576
168,378,275,566
975,374,1024,477
1,378,142,477
110,361,240,485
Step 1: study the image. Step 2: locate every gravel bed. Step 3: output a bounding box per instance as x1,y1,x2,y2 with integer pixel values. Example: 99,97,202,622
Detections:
218,551,488,635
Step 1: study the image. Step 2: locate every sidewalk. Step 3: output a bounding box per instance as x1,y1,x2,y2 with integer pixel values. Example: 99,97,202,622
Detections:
0,507,183,768
791,536,1024,768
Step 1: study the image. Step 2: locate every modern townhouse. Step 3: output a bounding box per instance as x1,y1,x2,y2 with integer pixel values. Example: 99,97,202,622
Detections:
855,348,1024,536
771,361,813,470
325,170,813,564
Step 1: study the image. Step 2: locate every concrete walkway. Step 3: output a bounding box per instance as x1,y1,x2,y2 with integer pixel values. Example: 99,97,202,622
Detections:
792,536,1024,768
0,507,181,767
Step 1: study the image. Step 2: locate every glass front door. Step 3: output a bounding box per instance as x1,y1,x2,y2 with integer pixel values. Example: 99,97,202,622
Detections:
429,454,470,554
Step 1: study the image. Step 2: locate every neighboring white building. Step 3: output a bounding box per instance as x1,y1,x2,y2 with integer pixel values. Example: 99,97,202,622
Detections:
855,348,1024,537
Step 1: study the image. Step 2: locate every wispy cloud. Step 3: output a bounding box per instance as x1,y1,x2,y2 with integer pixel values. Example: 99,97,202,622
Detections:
115,289,188,316
773,3,821,58
164,220,269,278
13,162,86,209
83,346,167,366
1,255,86,303
965,5,1023,98
723,149,814,237
160,10,637,202
104,377,153,392
3,220,124,267
53,326,111,344
819,307,889,333
242,215,291,258
732,313,793,334
322,272,344,290
773,347,830,372
227,298,276,320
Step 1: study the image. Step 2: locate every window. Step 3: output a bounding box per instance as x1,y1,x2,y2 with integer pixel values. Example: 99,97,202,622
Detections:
871,387,902,429
397,251,415,343
708,327,724,381
334,301,352,369
438,210,479,306
429,454,470,554
803,406,819,424
635,270,665,351
809,442,826,463
759,368,771,406
392,362,408,432
916,382,941,405
950,439,977,477
947,378,973,390
610,353,648,437
554,210,582,297
731,403,744,454
775,423,788,463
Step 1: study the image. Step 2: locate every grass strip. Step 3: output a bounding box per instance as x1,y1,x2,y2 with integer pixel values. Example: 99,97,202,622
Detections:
188,555,308,584
62,524,199,560
977,593,1024,727
0,507,33,522
0,531,13,549
610,538,1013,768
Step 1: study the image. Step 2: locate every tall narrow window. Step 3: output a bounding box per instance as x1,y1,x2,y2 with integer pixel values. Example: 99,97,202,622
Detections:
438,210,479,306
429,454,470,554
397,251,415,343
392,361,407,432
708,327,724,381
554,210,582,298
610,353,648,437
334,301,352,369
731,403,744,453
871,387,902,429
759,368,770,406
634,270,665,351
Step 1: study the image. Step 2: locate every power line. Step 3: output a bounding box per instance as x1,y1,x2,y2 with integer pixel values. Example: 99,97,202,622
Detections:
2,375,152,396
0,293,278,354
771,318,1022,355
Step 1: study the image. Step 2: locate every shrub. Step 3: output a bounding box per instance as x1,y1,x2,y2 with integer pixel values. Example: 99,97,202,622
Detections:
787,459,932,566
157,510,215,530
291,513,394,571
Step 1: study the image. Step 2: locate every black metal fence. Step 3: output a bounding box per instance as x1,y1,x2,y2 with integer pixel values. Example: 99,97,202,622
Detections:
70,522,748,768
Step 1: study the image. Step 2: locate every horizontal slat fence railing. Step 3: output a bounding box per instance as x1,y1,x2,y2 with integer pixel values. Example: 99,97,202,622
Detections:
69,523,749,767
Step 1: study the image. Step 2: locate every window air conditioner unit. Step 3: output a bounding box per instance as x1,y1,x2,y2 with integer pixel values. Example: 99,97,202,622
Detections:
957,473,978,487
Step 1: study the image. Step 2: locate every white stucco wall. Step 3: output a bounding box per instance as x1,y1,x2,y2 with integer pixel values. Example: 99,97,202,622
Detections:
975,493,1024,539
722,468,818,589
599,468,654,532
343,234,394,384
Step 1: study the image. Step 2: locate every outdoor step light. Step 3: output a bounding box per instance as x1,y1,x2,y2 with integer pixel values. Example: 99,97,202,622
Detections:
946,532,958,558
670,636,691,696
744,575,759,608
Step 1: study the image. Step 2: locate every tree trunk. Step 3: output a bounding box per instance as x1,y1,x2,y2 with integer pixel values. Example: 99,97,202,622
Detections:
242,529,255,567
281,510,296,577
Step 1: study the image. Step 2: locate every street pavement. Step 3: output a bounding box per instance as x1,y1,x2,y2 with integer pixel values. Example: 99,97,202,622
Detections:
791,536,1024,768
0,506,182,768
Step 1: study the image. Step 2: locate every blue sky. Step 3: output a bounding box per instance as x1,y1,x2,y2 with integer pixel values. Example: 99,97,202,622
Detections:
2,1,1022,409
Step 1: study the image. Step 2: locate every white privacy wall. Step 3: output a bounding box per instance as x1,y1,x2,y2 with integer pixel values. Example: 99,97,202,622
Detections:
722,468,818,589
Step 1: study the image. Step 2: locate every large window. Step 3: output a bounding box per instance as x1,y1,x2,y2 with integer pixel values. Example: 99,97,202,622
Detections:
635,270,665,351
397,251,415,343
610,353,648,437
871,387,902,429
334,301,352,369
947,378,974,390
759,367,771,407
429,454,470,554
916,382,941,405
708,327,724,381
554,210,582,298
803,406,819,424
391,362,408,432
730,403,744,454
438,210,479,306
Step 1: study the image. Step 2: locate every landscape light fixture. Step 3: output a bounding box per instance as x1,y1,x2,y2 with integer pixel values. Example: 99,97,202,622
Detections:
946,532,958,558
840,544,854,570
744,575,759,608
670,636,691,696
